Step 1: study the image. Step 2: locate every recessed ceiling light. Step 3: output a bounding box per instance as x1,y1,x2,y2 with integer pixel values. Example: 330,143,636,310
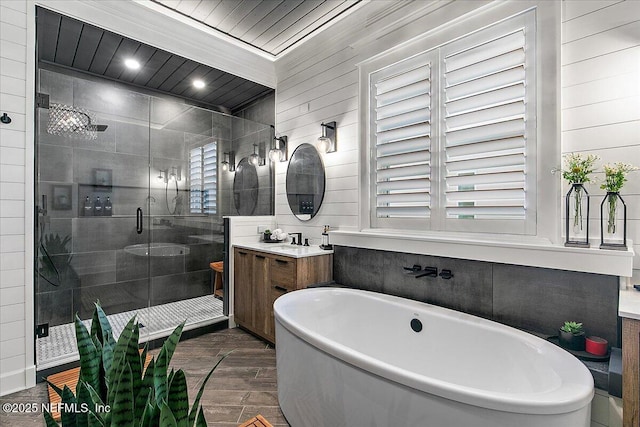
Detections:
193,79,206,89
124,58,140,70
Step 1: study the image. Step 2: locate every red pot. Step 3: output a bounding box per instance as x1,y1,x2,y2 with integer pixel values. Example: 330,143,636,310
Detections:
585,336,608,356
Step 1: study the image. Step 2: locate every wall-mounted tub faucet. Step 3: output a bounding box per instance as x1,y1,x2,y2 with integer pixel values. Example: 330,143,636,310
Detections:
403,265,422,274
416,267,438,278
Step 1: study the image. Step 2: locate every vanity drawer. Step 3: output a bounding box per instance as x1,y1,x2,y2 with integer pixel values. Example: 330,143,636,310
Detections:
270,256,296,288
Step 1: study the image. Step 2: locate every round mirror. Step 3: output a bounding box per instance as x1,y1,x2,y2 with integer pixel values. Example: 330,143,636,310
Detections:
286,143,325,221
233,157,259,215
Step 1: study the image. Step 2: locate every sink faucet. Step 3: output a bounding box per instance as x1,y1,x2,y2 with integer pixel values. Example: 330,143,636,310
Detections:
288,232,302,245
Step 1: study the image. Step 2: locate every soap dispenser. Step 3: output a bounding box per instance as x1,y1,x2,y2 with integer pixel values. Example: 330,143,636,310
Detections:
320,225,333,250
93,196,103,216
83,196,92,216
104,196,112,216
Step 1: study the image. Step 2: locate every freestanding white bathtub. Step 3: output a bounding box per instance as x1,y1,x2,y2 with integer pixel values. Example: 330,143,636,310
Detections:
274,288,594,427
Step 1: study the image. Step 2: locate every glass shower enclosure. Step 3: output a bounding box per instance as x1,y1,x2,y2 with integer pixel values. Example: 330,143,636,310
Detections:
35,67,273,369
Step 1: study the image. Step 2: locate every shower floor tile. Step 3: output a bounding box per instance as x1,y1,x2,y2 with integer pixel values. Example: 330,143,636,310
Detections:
36,295,225,369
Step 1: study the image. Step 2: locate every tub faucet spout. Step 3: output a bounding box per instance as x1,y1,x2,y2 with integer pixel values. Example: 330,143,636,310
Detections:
416,267,438,278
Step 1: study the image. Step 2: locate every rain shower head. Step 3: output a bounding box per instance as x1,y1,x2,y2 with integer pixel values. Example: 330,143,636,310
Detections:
47,103,108,140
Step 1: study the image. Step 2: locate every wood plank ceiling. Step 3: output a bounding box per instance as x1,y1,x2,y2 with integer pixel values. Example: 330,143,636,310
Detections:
36,7,274,113
152,0,362,56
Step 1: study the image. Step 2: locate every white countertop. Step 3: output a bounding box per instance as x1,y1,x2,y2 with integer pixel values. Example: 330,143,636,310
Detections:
233,242,334,258
619,287,640,320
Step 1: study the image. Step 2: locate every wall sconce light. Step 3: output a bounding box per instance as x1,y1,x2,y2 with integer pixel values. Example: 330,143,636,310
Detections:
258,141,266,166
269,135,288,162
168,166,181,182
221,152,236,172
317,121,337,153
229,151,236,172
157,169,166,183
221,152,229,171
249,143,260,166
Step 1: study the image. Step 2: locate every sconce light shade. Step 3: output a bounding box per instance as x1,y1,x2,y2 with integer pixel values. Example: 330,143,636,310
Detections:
270,135,288,162
249,143,260,166
229,151,236,172
221,155,229,171
317,121,337,153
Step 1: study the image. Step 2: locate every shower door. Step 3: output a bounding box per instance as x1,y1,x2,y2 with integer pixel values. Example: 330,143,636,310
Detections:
34,69,154,368
144,98,225,337
34,69,227,368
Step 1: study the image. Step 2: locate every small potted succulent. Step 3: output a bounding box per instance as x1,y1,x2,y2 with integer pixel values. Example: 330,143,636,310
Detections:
559,321,585,351
263,229,272,242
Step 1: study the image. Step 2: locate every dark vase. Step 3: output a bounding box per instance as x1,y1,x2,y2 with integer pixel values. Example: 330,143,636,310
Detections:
263,232,272,242
558,329,585,351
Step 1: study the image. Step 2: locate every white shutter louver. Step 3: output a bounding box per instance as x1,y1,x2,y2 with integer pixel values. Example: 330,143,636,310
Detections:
202,142,217,214
373,56,431,220
190,141,217,214
443,29,528,221
190,147,203,213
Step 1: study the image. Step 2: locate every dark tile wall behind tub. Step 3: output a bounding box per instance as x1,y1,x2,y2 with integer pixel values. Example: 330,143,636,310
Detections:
333,246,620,346
492,264,619,346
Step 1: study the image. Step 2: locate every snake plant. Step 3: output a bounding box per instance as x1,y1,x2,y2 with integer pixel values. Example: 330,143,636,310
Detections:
44,302,227,426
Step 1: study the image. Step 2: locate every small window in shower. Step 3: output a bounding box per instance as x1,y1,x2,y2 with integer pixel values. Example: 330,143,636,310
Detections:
190,141,217,214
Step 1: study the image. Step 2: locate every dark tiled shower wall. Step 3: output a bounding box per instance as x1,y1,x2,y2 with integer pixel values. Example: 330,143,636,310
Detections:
333,246,620,346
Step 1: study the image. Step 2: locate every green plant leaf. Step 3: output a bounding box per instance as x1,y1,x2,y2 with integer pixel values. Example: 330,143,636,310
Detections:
188,351,231,426
159,401,178,427
168,369,175,390
101,330,114,397
138,398,155,427
92,302,113,345
167,370,189,427
111,363,135,427
60,385,78,427
44,377,64,398
108,317,139,408
76,380,93,427
87,412,105,427
194,408,207,427
162,322,185,366
75,314,101,395
109,317,137,380
135,357,155,421
44,410,59,427
154,348,168,406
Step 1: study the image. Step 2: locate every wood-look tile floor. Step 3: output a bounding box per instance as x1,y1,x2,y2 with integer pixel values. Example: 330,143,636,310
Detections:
0,328,289,426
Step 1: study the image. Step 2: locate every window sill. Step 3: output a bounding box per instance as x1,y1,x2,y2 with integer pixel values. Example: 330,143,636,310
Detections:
330,229,635,277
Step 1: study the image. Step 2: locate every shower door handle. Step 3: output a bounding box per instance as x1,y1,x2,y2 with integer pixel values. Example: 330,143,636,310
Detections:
136,208,143,234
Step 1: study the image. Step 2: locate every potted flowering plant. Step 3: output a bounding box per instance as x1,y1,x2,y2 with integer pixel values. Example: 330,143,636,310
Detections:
599,162,638,249
562,153,598,246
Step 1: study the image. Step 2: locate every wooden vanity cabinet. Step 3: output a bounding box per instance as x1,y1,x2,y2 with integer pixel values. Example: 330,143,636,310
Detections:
233,247,332,343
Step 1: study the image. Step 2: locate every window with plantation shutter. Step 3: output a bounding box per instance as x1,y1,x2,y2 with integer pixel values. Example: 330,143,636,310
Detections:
370,53,433,229
441,15,535,234
190,141,217,214
366,10,536,235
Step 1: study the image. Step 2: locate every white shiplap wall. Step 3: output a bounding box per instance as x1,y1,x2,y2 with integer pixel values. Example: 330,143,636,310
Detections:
273,0,494,243
274,0,638,278
562,0,640,276
0,0,35,395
